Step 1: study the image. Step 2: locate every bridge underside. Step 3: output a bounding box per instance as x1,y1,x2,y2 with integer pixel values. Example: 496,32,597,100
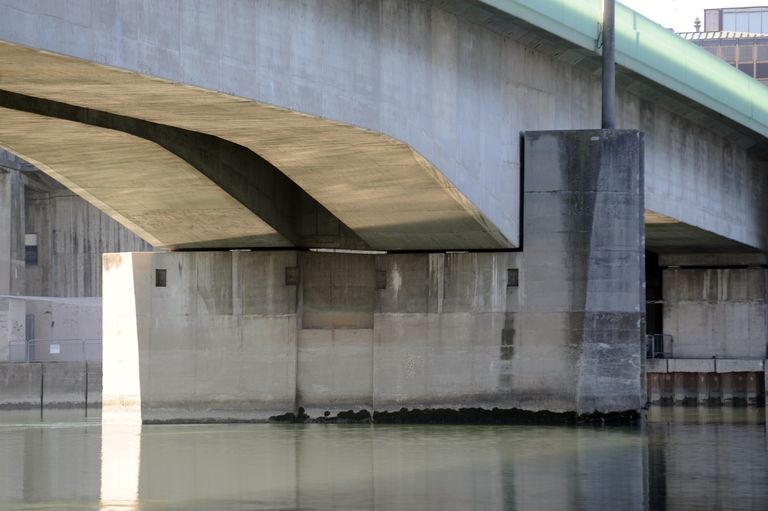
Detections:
644,212,763,255
0,107,288,249
1,39,759,258
0,40,510,251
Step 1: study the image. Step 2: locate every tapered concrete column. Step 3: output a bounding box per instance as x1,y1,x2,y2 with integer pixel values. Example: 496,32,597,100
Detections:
513,130,645,413
101,253,152,424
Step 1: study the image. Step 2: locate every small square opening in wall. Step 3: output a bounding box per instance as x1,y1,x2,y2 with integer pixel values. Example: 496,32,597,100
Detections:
376,270,387,290
155,269,167,288
24,234,38,266
285,266,299,286
507,268,519,288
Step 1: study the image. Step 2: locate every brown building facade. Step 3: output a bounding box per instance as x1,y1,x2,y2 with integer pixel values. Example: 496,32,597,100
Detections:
680,6,768,86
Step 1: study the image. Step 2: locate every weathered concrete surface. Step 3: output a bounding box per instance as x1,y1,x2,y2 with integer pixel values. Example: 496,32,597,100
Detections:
0,298,24,362
102,250,515,421
646,359,766,374
103,251,298,423
663,267,768,359
0,361,101,409
104,202,644,423
0,41,510,251
659,253,768,267
0,362,40,408
646,367,765,406
2,297,103,362
1,1,767,252
372,252,508,411
42,362,86,408
24,172,151,297
297,329,374,415
0,106,289,249
516,130,645,413
0,166,24,295
2,146,150,297
87,361,102,407
5,96,369,251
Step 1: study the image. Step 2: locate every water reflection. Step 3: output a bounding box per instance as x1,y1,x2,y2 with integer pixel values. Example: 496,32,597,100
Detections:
647,407,768,511
100,423,141,511
0,409,764,510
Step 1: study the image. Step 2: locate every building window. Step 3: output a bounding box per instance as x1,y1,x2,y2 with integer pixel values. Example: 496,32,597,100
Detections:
720,46,736,63
738,63,754,75
24,234,38,265
155,269,167,287
723,13,736,32
757,62,768,79
507,269,519,288
738,45,754,63
723,8,768,34
736,13,749,33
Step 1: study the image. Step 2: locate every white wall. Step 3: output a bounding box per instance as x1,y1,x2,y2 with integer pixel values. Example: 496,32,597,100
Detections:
663,267,768,359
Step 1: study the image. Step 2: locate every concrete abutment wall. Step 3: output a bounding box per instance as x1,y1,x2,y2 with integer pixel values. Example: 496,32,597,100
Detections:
0,361,101,409
102,130,645,422
662,266,768,359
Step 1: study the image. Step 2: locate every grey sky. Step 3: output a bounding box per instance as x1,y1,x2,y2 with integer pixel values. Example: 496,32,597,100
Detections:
619,0,768,32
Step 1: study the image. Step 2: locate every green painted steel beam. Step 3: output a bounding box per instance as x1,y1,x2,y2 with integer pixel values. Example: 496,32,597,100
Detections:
479,0,768,138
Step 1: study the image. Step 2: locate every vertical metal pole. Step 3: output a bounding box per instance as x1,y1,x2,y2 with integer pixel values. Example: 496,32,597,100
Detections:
39,363,44,421
602,0,616,129
85,361,89,418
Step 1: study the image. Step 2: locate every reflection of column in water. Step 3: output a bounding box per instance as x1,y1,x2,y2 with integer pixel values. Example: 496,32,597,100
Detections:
136,424,298,508
371,426,505,511
647,423,668,511
507,428,582,511
295,424,375,509
7,415,100,506
575,428,646,511
100,423,141,511
654,421,768,509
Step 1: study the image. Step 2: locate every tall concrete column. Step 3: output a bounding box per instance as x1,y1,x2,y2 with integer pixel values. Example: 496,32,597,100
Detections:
0,166,24,295
0,166,25,361
513,130,645,413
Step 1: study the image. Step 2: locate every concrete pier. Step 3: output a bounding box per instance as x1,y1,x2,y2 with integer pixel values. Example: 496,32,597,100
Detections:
102,130,645,422
514,130,645,413
0,165,24,296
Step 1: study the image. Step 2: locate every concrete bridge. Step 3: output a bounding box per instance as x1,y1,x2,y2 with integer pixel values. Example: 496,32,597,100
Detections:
0,0,766,421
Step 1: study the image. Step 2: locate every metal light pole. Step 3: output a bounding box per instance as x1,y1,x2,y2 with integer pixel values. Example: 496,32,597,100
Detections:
602,0,616,129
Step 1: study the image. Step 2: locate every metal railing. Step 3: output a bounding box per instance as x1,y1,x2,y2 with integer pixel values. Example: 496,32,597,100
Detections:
8,339,101,363
646,334,673,359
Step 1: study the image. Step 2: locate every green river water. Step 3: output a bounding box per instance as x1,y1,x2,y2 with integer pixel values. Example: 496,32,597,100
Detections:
0,407,765,510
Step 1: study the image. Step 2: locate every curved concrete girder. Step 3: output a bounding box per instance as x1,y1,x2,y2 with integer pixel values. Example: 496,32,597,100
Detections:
0,90,371,251
645,211,761,254
0,106,289,249
0,41,512,251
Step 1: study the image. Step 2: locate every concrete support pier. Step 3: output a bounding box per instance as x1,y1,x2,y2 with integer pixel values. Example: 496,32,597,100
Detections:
102,130,645,423
515,130,645,413
0,164,24,296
